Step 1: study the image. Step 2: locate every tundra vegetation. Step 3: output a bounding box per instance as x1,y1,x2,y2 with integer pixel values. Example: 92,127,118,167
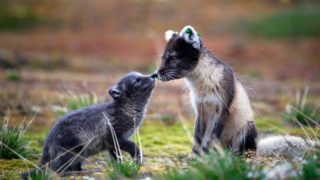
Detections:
0,0,319,179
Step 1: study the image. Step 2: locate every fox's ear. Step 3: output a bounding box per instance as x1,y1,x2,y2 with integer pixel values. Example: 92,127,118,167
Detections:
179,25,201,49
164,30,178,42
108,86,122,98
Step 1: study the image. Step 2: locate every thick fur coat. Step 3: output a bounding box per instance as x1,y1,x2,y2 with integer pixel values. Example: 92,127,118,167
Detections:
157,26,257,155
22,72,155,178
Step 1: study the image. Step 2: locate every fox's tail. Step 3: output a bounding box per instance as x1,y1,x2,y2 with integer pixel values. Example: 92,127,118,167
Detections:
256,135,318,159
21,144,51,179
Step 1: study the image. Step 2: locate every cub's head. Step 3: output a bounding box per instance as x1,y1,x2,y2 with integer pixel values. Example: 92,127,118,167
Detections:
156,25,202,81
109,72,156,104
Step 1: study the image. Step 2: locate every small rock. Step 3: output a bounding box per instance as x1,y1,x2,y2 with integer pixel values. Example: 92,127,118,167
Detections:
264,161,298,180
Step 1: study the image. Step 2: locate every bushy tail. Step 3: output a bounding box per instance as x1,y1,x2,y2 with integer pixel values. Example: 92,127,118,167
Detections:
21,144,51,179
257,135,318,159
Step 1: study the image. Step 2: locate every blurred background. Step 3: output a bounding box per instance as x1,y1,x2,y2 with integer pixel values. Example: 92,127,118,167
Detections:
0,0,319,178
0,0,319,129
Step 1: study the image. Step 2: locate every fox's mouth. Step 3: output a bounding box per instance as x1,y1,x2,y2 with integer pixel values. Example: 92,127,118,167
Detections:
142,80,155,91
156,70,184,82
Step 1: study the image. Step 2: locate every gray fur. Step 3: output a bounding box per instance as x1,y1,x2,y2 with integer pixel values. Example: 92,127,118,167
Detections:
22,72,155,177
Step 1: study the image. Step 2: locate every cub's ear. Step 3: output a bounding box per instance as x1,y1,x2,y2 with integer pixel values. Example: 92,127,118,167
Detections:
179,25,201,49
108,86,122,98
164,30,178,42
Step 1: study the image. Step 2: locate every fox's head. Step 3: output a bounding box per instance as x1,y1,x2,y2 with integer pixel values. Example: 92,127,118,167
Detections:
109,72,156,104
156,25,202,81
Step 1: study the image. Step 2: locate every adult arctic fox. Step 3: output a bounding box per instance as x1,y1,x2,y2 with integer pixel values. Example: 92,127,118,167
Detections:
156,25,257,155
156,25,318,157
22,72,156,178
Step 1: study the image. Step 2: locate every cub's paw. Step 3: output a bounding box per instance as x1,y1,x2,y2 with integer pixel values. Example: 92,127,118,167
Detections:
133,156,143,165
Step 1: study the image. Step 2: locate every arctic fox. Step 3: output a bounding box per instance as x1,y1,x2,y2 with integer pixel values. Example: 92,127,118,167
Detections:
156,25,257,155
22,72,156,178
156,25,318,158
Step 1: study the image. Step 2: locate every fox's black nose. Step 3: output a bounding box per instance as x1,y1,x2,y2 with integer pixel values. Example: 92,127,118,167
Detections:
151,73,158,79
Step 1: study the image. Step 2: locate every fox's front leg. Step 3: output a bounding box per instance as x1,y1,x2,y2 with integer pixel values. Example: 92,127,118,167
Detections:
192,115,207,156
201,109,226,153
118,138,143,165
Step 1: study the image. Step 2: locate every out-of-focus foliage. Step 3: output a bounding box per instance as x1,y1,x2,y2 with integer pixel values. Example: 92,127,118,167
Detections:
0,116,32,159
54,92,98,117
246,5,320,38
0,0,50,30
284,88,320,127
107,162,141,180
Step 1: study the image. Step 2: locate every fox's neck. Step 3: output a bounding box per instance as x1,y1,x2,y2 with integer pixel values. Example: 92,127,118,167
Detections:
186,48,226,99
112,100,146,118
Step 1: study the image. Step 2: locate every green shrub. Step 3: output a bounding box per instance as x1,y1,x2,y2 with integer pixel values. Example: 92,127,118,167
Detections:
284,88,320,126
6,70,21,82
246,5,320,39
300,150,320,179
55,92,98,117
23,168,53,180
107,162,140,180
0,116,32,159
0,2,43,30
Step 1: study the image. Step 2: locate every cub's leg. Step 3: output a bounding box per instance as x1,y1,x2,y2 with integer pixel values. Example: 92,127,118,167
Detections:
108,138,142,165
51,136,85,173
108,148,118,161
51,153,82,174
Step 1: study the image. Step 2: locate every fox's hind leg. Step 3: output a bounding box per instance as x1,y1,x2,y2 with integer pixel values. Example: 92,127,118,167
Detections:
236,121,257,154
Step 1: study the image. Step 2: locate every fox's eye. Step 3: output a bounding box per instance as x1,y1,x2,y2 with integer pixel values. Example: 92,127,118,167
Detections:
168,55,178,61
135,78,141,83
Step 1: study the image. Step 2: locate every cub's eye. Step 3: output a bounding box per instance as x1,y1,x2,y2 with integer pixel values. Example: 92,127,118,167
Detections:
135,77,141,83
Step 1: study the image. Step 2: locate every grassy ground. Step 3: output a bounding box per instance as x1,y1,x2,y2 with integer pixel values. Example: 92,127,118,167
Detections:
0,114,318,179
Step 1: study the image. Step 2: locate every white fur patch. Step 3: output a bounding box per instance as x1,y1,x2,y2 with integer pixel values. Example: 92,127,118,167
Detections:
257,135,316,159
179,25,201,49
164,30,178,42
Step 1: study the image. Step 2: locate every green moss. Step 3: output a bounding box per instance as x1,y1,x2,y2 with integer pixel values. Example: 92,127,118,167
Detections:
0,159,35,179
256,117,285,134
132,120,193,158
